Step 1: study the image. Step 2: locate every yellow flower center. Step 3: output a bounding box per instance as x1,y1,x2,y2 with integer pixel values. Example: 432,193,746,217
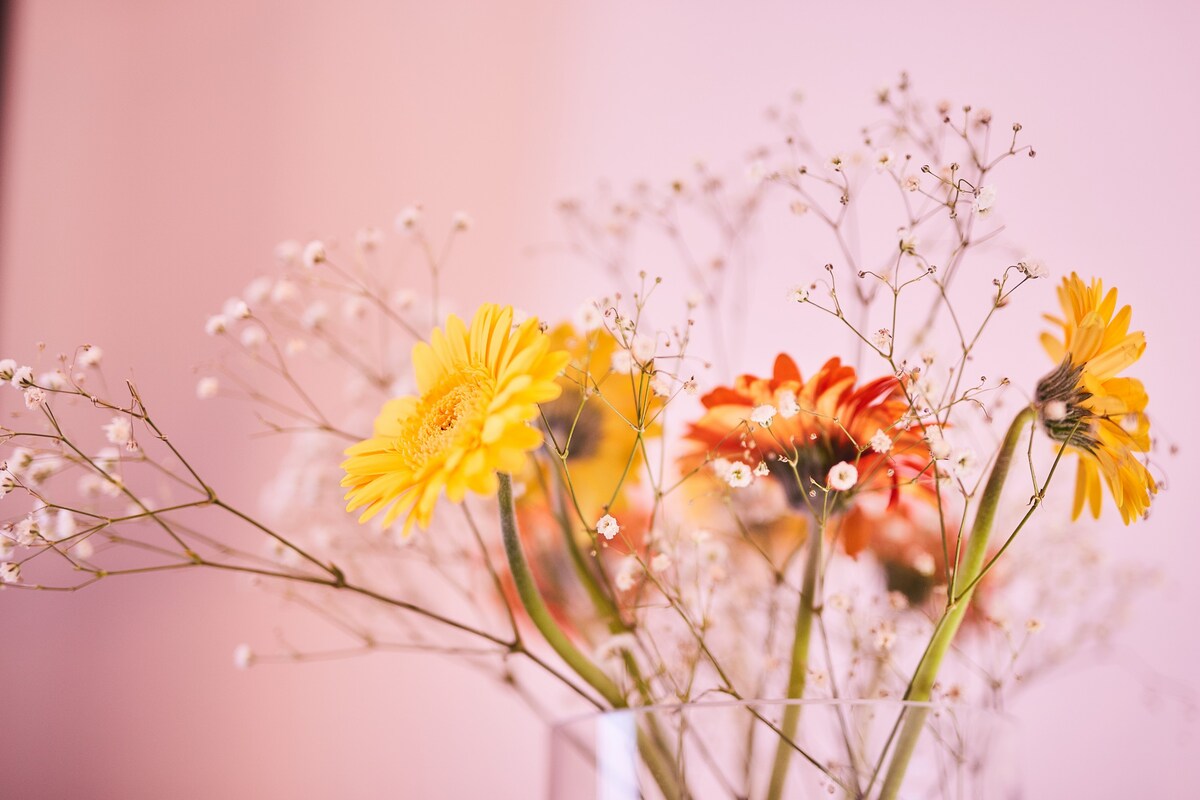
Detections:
401,368,492,469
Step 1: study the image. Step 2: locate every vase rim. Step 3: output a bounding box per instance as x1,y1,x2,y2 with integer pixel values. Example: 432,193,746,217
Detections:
551,696,1016,732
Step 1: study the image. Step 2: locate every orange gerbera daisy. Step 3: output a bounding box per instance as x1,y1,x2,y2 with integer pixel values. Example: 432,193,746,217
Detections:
682,355,929,517
1038,273,1156,524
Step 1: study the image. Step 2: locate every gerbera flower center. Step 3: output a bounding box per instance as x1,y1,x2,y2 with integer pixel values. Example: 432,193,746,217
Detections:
402,370,492,468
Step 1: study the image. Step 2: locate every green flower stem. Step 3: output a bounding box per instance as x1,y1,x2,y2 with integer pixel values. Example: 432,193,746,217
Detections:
765,519,823,800
877,406,1035,800
497,473,681,800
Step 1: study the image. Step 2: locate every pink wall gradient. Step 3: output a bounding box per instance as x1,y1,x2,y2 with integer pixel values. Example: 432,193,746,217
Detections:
2,1,1197,798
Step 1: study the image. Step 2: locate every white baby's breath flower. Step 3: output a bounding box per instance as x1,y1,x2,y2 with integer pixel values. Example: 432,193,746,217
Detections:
650,552,672,573
596,514,621,540
196,377,219,399
26,457,60,485
0,359,16,381
827,461,858,491
0,561,20,584
683,379,699,396
1025,618,1045,634
828,153,845,172
270,279,299,304
10,366,33,388
777,389,800,419
872,328,893,351
874,149,894,172
78,346,103,368
13,515,39,545
23,388,46,410
753,461,770,477
925,426,952,460
355,227,384,251
869,428,893,454
205,315,229,336
243,276,273,305
0,469,16,497
102,416,133,446
72,538,94,560
273,240,302,266
1017,258,1048,279
53,510,77,542
631,334,656,363
750,404,777,427
395,206,422,231
725,461,753,488
789,200,810,215
574,300,603,332
650,372,672,398
301,240,327,268
951,448,978,478
300,302,328,331
233,643,254,670
240,327,266,349
788,286,809,304
36,371,65,391
973,184,997,216
451,211,473,231
611,350,634,374
913,553,936,576
615,556,640,592
903,174,921,192
223,297,251,320
1043,399,1068,421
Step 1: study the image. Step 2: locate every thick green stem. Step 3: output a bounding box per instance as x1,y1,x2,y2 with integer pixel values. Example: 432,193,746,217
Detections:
765,522,823,800
877,406,1034,799
497,473,681,799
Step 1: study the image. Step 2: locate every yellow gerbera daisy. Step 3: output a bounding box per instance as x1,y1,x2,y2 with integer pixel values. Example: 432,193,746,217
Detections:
342,304,570,534
1038,273,1156,524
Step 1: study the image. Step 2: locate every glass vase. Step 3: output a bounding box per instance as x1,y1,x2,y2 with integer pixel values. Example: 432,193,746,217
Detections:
549,699,1016,800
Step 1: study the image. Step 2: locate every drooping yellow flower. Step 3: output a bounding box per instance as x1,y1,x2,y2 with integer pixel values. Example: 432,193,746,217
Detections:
522,323,661,523
342,304,570,533
1039,273,1156,524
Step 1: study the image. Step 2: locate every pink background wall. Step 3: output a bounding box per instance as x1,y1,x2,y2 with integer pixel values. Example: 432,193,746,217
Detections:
2,1,1198,797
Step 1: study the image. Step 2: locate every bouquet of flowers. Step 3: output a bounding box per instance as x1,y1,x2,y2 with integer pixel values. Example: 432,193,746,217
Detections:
0,76,1165,798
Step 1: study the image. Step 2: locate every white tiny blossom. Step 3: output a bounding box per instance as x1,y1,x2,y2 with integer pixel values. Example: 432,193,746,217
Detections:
451,211,473,231
72,538,94,560
0,561,19,584
13,515,39,545
913,552,936,576
650,372,672,398
650,552,672,573
10,366,33,388
725,461,753,489
1017,258,1049,279
874,148,894,172
951,448,978,478
574,300,603,332
683,379,699,396
777,389,800,419
1025,618,1045,634
925,427,952,460
23,387,46,410
233,643,254,670
827,461,858,491
750,404,777,427
356,227,384,251
240,327,266,349
1043,400,1068,421
243,276,273,305
903,174,921,192
273,240,302,266
301,302,329,331
0,469,16,497
745,159,767,184
38,371,66,391
874,620,897,651
973,184,997,216
395,206,421,231
7,448,34,473
827,153,845,172
872,328,893,351
53,510,77,542
753,461,771,477
789,200,810,215
78,346,103,368
596,514,621,540
301,240,327,268
196,377,219,399
788,286,809,304
615,556,640,592
0,359,15,381
869,428,893,454
205,315,229,336
0,537,13,560
222,298,250,320
270,279,299,304
631,334,656,363
102,416,133,446
26,457,60,485
611,350,634,374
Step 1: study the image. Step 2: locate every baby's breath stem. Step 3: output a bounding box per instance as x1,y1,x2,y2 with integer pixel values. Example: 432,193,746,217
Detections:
764,518,822,800
877,405,1035,800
